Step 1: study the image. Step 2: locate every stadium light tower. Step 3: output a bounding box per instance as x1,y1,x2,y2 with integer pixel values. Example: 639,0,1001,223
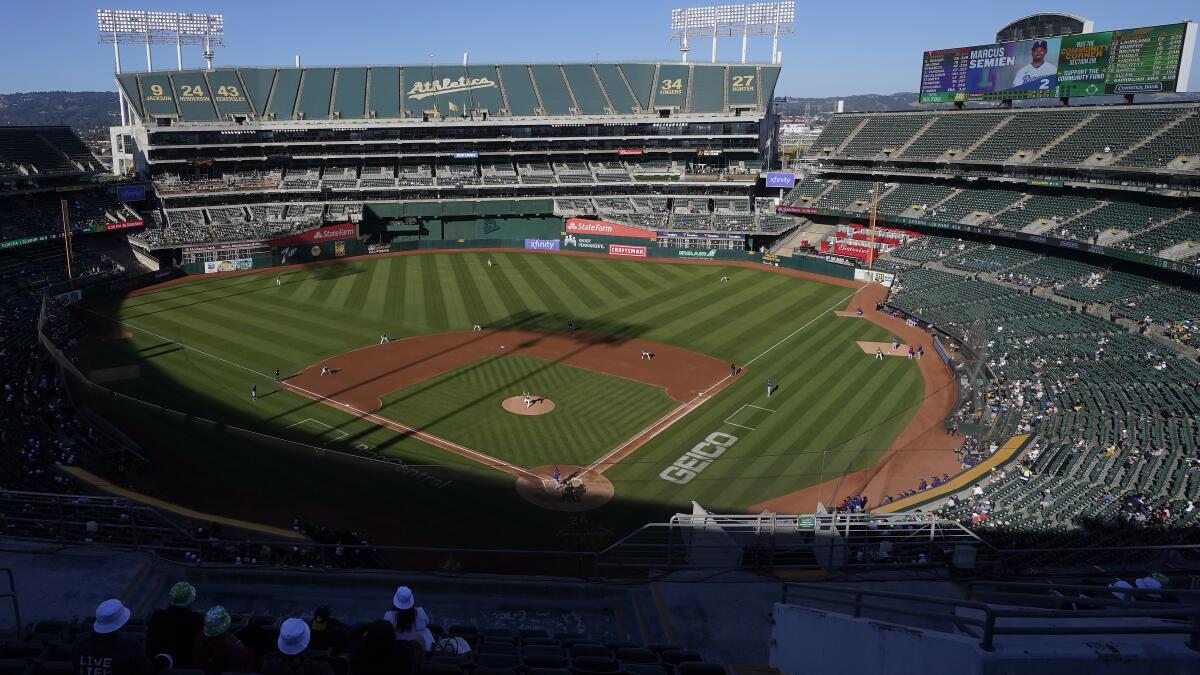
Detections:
98,9,224,125
671,2,794,64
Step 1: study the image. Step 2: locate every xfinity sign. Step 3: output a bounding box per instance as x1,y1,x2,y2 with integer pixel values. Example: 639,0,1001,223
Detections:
524,239,560,251
765,172,796,189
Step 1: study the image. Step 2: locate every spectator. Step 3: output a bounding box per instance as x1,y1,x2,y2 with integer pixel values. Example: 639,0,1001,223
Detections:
192,606,255,674
351,620,422,675
307,606,352,656
73,599,150,675
146,582,203,668
260,618,334,675
384,587,434,653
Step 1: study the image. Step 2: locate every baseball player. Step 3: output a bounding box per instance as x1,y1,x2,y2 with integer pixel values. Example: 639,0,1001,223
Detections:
766,377,775,398
1012,39,1056,88
472,322,482,332
523,390,532,409
275,275,282,287
876,347,884,360
487,258,494,268
730,362,738,377
917,344,924,360
907,345,915,360
380,334,389,344
250,384,257,401
720,275,729,282
274,368,281,384
892,337,900,352
321,367,330,376
552,465,561,487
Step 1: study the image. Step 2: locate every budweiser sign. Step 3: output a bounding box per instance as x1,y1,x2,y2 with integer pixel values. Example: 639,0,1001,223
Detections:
406,76,497,101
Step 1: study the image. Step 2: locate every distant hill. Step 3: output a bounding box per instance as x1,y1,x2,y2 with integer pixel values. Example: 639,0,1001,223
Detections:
776,91,1200,116
0,91,118,139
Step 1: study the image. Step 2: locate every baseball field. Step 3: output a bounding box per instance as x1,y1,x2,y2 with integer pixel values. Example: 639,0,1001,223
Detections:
80,250,931,549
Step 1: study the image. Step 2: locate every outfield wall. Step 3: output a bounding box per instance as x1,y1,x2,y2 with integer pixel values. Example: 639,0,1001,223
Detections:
177,237,858,281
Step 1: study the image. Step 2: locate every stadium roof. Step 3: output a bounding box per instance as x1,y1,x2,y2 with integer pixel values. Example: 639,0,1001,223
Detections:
117,62,780,123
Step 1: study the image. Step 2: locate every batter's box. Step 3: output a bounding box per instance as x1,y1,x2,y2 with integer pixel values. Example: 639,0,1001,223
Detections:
724,404,775,431
286,417,350,445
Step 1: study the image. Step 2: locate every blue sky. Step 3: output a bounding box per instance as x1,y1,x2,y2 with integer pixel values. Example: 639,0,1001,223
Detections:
1,0,1198,97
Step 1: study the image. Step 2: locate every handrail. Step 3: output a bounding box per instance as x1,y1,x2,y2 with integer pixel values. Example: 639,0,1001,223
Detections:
782,582,1200,652
0,569,20,638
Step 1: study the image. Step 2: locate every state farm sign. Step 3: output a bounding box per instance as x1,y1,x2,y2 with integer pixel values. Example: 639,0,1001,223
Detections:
564,217,655,240
270,223,358,247
608,244,646,257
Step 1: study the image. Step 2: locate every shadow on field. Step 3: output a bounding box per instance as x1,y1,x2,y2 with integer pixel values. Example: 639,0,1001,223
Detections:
75,308,682,552
261,310,656,445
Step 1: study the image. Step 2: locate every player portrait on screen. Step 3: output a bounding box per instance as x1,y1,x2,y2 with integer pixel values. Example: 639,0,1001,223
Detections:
1010,39,1059,91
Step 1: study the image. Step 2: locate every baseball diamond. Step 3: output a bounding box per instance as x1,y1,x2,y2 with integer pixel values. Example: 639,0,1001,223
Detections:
79,250,931,546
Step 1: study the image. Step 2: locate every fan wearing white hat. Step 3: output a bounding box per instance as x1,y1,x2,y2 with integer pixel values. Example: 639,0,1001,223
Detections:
260,618,334,675
383,586,434,653
71,599,151,675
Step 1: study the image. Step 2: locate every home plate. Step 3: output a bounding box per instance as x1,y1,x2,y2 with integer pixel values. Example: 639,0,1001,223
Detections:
857,341,912,356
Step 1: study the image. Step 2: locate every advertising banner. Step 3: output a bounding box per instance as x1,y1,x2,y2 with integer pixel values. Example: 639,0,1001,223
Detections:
919,22,1195,102
524,239,560,251
854,268,896,287
677,249,718,259
367,243,391,254
765,172,796,189
452,151,479,159
560,234,607,251
105,219,145,231
617,148,644,156
269,223,357,247
659,231,745,240
203,258,254,274
116,184,146,202
609,244,647,258
564,217,655,240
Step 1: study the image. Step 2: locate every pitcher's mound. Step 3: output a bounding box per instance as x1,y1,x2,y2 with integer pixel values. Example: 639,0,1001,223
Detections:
502,396,556,415
515,464,614,511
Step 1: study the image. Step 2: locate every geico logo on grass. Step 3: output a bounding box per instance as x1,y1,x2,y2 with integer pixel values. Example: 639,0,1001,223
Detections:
659,432,738,485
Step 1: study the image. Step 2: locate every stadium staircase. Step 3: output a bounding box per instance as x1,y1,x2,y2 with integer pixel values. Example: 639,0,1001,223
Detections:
1098,210,1190,248
892,117,939,157
616,67,641,113
647,64,662,110
560,65,581,114
1020,200,1106,235
527,65,546,116
1029,111,1100,163
1108,109,1199,165
959,115,1015,159
833,118,871,156
683,65,694,112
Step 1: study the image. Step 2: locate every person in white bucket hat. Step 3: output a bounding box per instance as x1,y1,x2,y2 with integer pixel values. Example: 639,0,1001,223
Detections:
260,618,334,675
384,586,433,653
71,599,150,675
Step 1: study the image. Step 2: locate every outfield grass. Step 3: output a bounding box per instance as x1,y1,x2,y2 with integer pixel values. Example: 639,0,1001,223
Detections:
86,251,925,546
377,355,677,467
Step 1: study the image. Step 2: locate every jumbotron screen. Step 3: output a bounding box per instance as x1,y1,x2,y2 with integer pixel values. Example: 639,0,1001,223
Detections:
919,21,1197,102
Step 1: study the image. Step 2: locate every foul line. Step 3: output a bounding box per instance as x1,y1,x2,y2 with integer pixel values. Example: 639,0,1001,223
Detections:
80,307,541,481
583,286,862,475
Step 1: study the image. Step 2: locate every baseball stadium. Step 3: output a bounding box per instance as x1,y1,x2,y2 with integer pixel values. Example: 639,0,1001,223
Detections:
4,5,1200,672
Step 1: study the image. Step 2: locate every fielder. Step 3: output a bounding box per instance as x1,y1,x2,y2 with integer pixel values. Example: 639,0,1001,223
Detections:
321,366,330,376
876,347,884,360
380,334,389,344
250,384,257,401
487,258,495,268
472,322,482,332
275,275,282,287
892,337,900,352
766,377,775,398
274,368,281,384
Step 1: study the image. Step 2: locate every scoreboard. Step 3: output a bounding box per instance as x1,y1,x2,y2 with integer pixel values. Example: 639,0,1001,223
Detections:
919,22,1197,103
